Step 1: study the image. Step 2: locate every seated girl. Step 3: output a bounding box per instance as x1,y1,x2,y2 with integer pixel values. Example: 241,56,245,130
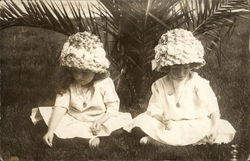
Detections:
126,28,236,146
30,32,132,148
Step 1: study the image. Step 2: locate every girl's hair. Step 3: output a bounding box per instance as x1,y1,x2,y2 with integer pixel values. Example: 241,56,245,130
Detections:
54,67,74,94
54,66,110,94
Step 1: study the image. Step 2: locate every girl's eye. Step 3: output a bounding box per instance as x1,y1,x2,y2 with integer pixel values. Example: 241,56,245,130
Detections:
171,66,180,70
171,65,190,70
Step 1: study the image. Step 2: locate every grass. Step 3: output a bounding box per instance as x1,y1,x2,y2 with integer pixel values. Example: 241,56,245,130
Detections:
0,104,244,161
0,106,235,161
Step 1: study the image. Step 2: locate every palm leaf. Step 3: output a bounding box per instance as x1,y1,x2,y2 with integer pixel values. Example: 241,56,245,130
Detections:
91,0,192,103
0,0,120,86
1,0,249,103
180,0,250,59
0,0,101,35
96,0,187,73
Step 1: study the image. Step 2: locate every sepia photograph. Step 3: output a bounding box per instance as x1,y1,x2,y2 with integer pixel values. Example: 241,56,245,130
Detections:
0,0,249,160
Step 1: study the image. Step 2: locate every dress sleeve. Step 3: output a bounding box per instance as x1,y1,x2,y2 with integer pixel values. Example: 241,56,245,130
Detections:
54,89,70,110
195,77,220,116
97,78,120,116
146,81,163,116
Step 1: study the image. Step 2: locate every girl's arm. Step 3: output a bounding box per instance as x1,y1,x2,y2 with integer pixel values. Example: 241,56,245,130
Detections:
91,104,119,136
43,89,70,147
43,107,67,147
206,111,220,144
210,111,220,128
152,114,163,122
96,112,112,124
146,82,164,121
91,78,119,135
91,112,112,135
196,77,221,143
47,107,67,133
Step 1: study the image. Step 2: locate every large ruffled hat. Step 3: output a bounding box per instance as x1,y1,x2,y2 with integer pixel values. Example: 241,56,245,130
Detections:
153,28,205,71
60,32,110,73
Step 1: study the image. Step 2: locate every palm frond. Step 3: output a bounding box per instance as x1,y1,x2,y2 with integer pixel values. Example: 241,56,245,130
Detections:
96,0,187,73
0,0,118,82
0,0,101,35
1,0,249,103
180,0,250,58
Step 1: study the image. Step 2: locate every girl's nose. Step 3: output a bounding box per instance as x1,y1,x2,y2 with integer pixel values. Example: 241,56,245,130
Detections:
73,72,84,80
75,74,82,80
173,66,185,72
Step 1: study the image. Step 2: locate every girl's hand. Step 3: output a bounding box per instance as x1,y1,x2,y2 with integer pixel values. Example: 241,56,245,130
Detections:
162,119,173,130
43,131,54,147
206,126,218,144
152,114,164,122
151,114,172,130
90,121,102,136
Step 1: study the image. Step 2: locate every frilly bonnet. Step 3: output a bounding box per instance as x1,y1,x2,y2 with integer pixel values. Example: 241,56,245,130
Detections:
60,32,110,73
153,28,205,71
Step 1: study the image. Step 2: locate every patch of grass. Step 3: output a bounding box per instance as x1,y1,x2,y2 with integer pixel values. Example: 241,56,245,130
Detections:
0,104,241,161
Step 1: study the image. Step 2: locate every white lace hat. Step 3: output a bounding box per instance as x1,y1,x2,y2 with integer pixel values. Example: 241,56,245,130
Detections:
60,32,110,73
153,28,205,71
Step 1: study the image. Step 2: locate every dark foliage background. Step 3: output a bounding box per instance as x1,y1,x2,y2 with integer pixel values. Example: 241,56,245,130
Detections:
0,18,249,160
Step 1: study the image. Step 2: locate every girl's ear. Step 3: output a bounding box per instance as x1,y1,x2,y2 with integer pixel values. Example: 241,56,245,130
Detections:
54,67,74,93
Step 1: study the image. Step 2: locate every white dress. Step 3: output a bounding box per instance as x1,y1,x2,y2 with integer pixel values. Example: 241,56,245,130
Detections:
30,77,132,139
126,72,235,145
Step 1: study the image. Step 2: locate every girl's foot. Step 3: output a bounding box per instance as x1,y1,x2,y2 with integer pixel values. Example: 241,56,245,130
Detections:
140,136,164,146
89,137,100,148
140,136,151,145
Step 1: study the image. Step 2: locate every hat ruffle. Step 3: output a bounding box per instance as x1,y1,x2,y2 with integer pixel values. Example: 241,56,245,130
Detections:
60,32,110,73
154,28,205,71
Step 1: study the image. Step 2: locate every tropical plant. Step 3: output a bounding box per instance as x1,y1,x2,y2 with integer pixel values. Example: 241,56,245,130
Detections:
0,0,249,105
95,0,250,104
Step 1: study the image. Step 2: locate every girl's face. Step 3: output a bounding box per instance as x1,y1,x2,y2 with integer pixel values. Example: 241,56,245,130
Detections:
169,64,191,81
72,69,95,86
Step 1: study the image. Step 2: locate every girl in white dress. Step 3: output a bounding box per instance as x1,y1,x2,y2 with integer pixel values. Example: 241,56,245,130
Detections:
126,29,236,146
30,32,132,148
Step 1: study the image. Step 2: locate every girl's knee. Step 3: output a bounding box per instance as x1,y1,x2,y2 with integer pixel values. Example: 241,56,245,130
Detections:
110,128,125,137
131,127,146,138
